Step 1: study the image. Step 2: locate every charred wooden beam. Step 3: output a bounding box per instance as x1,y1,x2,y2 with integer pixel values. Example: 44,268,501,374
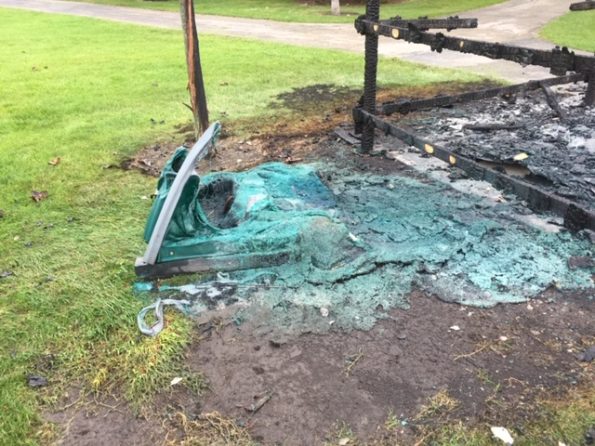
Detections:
355,18,595,76
360,0,380,153
463,123,523,131
540,84,567,121
585,71,595,106
381,73,585,115
136,252,291,279
353,108,595,232
380,15,477,31
570,1,595,10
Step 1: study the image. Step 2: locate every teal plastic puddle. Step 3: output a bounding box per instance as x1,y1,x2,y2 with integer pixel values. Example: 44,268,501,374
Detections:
137,157,594,332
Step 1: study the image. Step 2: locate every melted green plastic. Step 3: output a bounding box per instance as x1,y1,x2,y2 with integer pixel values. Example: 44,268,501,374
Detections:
140,151,594,331
144,148,341,263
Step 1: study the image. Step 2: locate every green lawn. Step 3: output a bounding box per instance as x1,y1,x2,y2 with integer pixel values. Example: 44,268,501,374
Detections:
540,10,595,52
65,0,506,23
0,8,483,444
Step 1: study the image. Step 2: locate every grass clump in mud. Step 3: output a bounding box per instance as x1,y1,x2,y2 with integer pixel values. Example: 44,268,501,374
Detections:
415,390,460,421
414,384,595,446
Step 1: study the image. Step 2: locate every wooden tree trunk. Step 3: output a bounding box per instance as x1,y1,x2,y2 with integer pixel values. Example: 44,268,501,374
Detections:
180,0,209,136
331,0,341,16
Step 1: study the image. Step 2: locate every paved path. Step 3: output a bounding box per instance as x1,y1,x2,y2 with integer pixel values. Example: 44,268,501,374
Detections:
0,0,577,82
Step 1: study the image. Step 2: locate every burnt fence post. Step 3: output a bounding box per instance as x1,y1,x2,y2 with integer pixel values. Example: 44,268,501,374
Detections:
360,0,380,153
585,71,595,107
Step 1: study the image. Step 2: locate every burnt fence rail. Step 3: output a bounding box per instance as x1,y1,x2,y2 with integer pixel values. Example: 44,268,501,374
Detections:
380,16,478,31
355,17,595,76
381,73,586,115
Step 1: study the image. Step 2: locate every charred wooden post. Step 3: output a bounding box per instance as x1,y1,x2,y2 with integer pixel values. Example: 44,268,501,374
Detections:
585,71,595,106
180,0,209,135
357,0,380,153
540,83,567,121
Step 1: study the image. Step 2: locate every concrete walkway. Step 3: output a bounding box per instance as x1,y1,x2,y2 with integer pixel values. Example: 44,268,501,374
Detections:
0,0,576,82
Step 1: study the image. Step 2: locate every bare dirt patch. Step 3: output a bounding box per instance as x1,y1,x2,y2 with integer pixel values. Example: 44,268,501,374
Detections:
45,393,166,446
185,291,593,445
47,290,593,445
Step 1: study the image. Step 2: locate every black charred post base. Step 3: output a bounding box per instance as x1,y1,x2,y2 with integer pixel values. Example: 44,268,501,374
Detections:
585,71,595,106
570,1,595,11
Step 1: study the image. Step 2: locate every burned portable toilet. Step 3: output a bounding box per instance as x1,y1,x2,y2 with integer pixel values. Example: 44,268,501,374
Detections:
135,122,353,278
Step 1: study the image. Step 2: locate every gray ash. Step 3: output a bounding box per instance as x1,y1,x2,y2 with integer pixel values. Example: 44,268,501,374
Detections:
399,82,595,211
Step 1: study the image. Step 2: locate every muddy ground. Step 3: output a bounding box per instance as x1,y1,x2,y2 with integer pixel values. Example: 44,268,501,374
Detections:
51,83,594,445
190,290,594,444
122,82,497,177
49,291,594,445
